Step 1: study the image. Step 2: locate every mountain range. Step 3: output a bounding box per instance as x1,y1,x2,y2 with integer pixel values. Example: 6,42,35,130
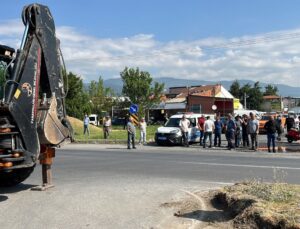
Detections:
102,77,300,97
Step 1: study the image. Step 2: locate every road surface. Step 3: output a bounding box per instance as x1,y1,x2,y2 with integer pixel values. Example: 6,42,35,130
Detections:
1,143,300,228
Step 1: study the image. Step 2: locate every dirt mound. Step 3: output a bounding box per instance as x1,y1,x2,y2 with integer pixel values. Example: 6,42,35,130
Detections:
160,182,300,228
68,116,101,133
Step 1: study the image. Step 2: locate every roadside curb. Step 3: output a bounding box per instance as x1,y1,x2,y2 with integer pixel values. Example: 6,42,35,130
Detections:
73,139,157,146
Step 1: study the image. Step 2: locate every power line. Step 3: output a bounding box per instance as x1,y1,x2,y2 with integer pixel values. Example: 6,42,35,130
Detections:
98,32,300,62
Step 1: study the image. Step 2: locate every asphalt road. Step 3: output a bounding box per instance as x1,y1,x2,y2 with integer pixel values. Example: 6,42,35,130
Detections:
1,143,300,229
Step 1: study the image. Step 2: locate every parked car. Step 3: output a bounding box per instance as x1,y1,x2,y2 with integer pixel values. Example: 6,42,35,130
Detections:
89,114,99,126
155,113,213,145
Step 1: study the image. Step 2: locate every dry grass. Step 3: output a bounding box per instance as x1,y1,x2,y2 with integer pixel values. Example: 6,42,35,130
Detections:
222,180,300,228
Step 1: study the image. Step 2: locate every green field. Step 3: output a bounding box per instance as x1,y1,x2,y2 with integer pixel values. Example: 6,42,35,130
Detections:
69,117,160,142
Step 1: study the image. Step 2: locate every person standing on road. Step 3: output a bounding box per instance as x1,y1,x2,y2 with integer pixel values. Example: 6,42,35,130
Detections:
103,116,112,139
248,112,259,150
264,116,277,153
285,114,295,132
83,114,90,137
203,116,215,148
139,118,147,145
127,117,136,149
214,116,223,147
226,113,236,150
197,115,205,146
179,115,190,147
241,115,250,147
294,116,299,130
276,116,283,141
235,116,242,148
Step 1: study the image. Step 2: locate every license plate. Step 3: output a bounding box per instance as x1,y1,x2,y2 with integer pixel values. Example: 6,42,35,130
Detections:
158,137,167,140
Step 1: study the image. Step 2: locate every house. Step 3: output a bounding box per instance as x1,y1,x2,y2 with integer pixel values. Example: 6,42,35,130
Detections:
150,84,234,120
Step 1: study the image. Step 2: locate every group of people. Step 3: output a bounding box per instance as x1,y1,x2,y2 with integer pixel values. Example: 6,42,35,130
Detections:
83,114,147,149
179,112,286,153
83,114,112,139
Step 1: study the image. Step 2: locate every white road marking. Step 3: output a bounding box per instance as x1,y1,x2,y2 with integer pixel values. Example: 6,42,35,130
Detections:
180,189,207,228
179,161,300,170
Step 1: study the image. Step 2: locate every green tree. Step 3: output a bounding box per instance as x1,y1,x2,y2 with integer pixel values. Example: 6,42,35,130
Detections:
88,76,115,117
65,72,92,119
120,67,164,117
229,80,240,98
247,81,263,110
264,84,278,96
229,80,264,110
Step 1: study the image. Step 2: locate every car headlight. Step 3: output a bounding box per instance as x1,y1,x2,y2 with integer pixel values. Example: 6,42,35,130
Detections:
170,129,180,134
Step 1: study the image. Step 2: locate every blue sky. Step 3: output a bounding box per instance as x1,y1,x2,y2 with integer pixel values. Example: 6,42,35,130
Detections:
1,0,300,86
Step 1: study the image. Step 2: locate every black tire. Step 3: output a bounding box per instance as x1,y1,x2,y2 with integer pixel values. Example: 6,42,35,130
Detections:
287,138,293,143
0,166,35,187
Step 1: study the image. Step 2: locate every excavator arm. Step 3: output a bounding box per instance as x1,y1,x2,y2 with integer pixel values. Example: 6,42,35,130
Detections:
0,4,72,187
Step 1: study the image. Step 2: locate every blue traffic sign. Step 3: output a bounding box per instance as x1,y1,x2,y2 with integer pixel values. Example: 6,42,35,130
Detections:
129,104,138,114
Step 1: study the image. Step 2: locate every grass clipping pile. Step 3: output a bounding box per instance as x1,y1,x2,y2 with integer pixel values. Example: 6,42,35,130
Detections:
215,181,300,228
165,182,300,228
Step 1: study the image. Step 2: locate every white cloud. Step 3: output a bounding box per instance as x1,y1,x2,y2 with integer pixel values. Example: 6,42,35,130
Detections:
2,19,300,86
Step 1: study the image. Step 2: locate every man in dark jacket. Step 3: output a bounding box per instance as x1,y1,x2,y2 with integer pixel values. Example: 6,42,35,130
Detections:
214,116,223,147
264,116,277,153
226,113,236,150
285,115,295,132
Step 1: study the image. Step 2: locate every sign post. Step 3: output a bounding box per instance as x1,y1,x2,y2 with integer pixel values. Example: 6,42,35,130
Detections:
129,104,138,114
129,104,139,125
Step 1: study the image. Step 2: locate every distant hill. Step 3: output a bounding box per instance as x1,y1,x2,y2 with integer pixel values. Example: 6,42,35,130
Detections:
102,77,300,97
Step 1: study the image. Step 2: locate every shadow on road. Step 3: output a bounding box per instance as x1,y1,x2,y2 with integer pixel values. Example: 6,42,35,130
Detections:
0,183,37,194
176,209,234,222
0,195,8,202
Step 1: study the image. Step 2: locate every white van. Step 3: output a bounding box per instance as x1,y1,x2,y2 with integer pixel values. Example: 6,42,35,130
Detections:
155,113,214,145
89,114,99,126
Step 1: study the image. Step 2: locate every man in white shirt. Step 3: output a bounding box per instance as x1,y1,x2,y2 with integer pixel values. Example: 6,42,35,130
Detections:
203,116,215,148
103,116,112,139
179,115,190,147
139,118,147,144
295,116,300,130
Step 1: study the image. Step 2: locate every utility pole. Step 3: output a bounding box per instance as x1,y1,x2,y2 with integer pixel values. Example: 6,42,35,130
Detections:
244,92,247,109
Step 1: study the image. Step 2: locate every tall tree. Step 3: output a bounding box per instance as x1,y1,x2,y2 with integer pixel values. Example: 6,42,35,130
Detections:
229,80,240,98
88,76,115,117
120,67,164,117
65,72,91,119
264,84,278,96
229,81,264,110
247,81,263,110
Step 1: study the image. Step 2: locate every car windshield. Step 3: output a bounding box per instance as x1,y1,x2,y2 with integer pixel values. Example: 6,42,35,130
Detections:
261,116,271,120
165,118,181,127
89,117,95,121
164,117,196,127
